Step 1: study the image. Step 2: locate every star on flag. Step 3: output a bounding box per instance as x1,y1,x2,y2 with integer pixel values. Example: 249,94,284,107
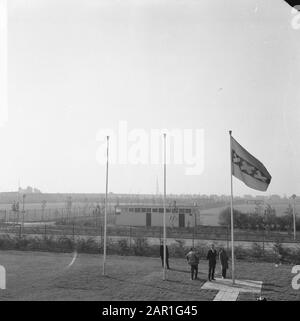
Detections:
231,137,272,191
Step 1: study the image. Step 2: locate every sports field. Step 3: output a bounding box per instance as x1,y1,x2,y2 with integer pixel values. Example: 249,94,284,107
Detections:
0,250,299,301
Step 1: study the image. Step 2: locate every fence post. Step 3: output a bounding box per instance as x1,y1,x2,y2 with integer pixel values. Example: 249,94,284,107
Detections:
160,226,162,242
6,211,9,233
100,225,103,248
227,225,229,252
262,229,265,257
129,226,132,249
192,226,195,248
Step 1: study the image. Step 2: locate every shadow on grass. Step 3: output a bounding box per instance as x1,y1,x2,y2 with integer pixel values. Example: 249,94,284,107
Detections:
171,268,210,277
167,277,206,284
263,283,283,288
262,286,282,293
104,273,206,297
170,268,189,274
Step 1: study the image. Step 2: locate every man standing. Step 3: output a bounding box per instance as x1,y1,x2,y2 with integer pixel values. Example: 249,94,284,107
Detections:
207,244,217,281
160,242,170,269
186,248,199,280
219,248,229,279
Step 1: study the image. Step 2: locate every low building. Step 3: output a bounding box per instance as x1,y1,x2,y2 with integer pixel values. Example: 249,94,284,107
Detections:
115,204,200,228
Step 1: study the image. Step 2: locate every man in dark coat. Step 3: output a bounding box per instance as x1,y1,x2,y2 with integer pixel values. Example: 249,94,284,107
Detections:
206,243,217,281
219,248,229,279
160,242,170,269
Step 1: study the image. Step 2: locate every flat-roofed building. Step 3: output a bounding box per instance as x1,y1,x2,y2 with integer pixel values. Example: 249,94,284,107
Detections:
115,204,200,228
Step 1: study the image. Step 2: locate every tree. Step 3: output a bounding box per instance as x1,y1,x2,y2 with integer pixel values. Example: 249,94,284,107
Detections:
263,204,277,231
283,204,293,232
218,207,244,228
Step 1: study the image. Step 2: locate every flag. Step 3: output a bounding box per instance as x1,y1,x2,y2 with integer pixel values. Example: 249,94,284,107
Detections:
231,136,272,191
284,1,300,10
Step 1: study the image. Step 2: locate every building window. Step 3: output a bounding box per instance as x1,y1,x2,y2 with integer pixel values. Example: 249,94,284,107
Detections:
135,208,140,213
159,208,164,213
152,208,158,213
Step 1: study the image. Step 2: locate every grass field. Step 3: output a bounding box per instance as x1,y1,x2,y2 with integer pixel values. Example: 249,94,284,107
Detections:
0,250,299,301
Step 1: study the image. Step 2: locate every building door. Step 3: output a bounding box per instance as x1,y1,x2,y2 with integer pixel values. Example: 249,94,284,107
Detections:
146,212,151,227
179,214,185,228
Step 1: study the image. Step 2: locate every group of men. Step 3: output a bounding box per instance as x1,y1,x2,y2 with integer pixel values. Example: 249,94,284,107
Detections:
187,244,229,281
160,243,229,281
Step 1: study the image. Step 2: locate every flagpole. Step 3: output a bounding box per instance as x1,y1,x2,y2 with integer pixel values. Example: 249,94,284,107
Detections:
229,130,235,284
163,133,167,281
102,135,109,276
292,194,296,241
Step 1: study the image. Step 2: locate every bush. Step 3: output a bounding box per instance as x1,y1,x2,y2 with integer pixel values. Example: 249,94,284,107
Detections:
170,240,187,258
15,237,31,250
76,237,100,254
41,236,57,251
116,239,130,255
234,245,248,259
1,233,300,265
195,244,211,260
251,242,264,258
0,235,15,250
272,240,293,263
291,246,300,264
132,237,149,256
56,236,74,252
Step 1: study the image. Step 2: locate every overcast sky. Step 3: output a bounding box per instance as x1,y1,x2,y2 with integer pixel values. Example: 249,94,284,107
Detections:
0,0,299,196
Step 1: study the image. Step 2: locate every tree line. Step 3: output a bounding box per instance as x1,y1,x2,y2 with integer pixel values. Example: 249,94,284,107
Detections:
219,204,299,231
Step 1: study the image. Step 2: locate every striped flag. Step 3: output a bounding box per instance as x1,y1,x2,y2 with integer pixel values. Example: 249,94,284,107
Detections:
231,136,272,191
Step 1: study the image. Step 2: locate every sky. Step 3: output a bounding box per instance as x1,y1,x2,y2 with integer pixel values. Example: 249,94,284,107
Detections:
0,0,299,196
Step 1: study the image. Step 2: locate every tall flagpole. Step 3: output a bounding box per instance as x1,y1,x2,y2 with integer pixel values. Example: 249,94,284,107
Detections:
229,130,235,284
292,194,296,241
102,136,109,276
163,133,167,281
